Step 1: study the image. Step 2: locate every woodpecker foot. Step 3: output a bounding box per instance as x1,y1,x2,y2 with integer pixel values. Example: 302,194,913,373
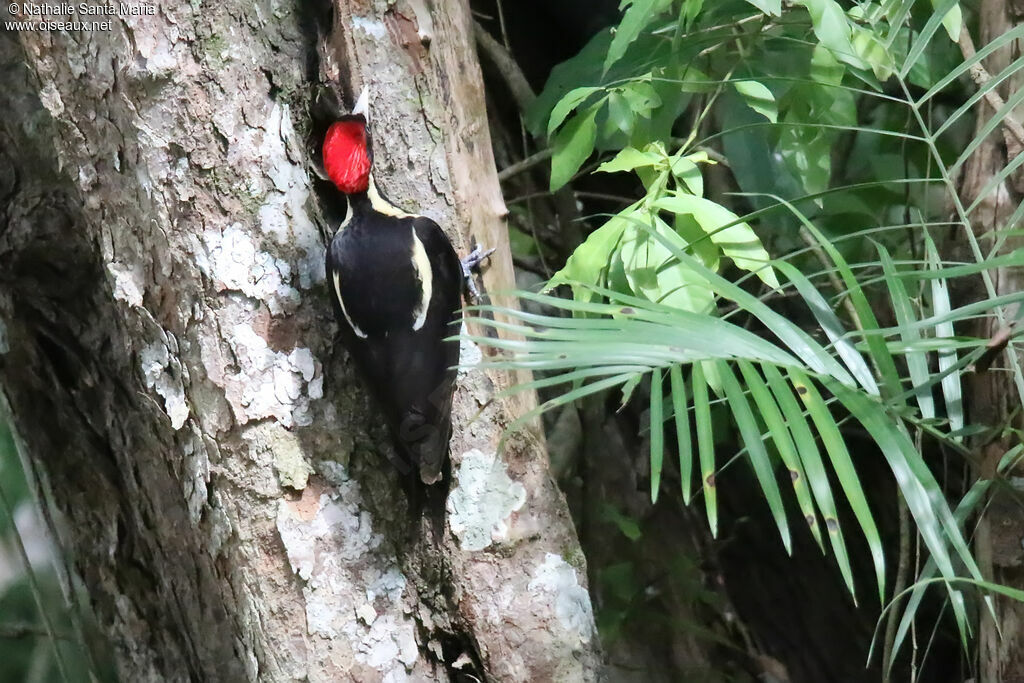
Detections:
461,245,495,302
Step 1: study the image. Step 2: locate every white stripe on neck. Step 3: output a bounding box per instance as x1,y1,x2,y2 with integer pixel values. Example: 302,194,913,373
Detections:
366,172,412,218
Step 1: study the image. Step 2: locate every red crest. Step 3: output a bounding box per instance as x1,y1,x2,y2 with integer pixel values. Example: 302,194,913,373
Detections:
323,120,371,194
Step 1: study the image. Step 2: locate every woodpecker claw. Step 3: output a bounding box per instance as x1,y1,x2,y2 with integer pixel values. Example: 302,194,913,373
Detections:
461,245,495,302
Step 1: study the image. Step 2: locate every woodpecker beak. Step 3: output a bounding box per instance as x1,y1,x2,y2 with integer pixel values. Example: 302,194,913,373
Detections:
352,87,369,120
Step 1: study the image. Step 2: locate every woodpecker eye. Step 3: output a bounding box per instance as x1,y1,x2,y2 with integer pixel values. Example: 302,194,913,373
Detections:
323,120,371,194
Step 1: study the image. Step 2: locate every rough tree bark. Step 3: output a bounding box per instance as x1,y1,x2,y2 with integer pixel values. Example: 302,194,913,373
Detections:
950,0,1024,679
0,0,601,680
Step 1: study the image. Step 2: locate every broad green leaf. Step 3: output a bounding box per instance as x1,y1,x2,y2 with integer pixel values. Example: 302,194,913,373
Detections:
851,25,895,80
810,43,845,86
930,0,961,41
619,78,664,120
673,214,719,270
604,0,671,74
597,146,663,174
548,205,636,300
604,91,636,137
620,216,715,314
602,504,643,541
550,105,599,192
670,155,704,196
654,192,779,288
795,0,869,71
733,80,777,123
548,86,602,136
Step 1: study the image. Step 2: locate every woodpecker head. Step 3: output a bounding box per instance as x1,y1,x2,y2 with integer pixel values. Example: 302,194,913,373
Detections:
323,88,371,194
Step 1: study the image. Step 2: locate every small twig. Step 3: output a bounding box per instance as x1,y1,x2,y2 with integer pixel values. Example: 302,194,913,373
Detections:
473,21,536,111
498,149,553,182
958,29,1024,154
512,255,549,277
0,622,74,640
576,191,638,204
882,493,912,681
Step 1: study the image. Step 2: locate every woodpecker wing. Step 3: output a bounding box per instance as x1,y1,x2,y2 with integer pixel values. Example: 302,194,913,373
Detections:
327,210,462,485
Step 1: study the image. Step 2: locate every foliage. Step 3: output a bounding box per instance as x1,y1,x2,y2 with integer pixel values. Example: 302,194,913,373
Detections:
0,420,107,682
467,0,1024,670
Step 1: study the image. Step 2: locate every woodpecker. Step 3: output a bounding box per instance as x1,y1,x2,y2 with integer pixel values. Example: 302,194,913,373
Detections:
321,90,485,491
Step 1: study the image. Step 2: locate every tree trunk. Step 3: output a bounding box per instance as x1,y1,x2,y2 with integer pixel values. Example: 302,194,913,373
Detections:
952,0,1024,680
0,0,601,680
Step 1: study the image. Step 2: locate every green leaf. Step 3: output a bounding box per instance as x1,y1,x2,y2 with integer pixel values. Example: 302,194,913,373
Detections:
548,205,635,299
620,216,715,314
851,25,895,81
670,156,704,196
693,362,717,536
653,192,779,288
733,80,777,123
877,243,934,419
604,91,636,137
547,86,603,137
790,369,885,603
718,360,792,553
773,260,879,396
739,361,823,550
604,0,670,74
824,376,984,603
550,105,599,191
924,231,963,435
670,365,694,504
597,146,664,174
795,0,869,71
650,369,665,502
602,504,644,541
930,0,961,41
619,78,663,119
901,0,960,77
742,0,781,16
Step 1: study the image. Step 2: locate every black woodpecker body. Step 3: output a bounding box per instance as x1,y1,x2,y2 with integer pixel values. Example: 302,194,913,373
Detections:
322,104,463,489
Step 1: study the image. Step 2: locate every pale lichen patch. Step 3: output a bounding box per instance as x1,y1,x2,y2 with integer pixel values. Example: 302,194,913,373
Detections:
140,341,190,429
457,321,482,375
276,479,419,675
196,223,300,315
182,428,211,524
0,319,8,355
528,553,596,646
108,261,145,307
352,16,387,38
448,448,527,551
222,323,321,427
256,103,326,289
